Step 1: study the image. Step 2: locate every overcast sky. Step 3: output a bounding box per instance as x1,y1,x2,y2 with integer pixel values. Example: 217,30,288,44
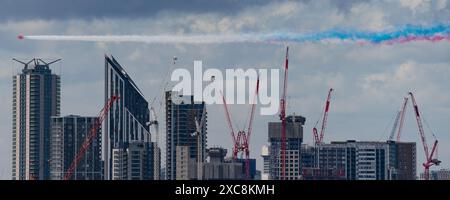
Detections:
1,0,450,179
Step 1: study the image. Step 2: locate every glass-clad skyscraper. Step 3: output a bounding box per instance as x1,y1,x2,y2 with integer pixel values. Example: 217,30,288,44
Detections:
12,59,60,180
104,55,151,180
165,91,207,180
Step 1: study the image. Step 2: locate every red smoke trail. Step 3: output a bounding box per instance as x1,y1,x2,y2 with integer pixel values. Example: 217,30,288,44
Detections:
383,35,450,45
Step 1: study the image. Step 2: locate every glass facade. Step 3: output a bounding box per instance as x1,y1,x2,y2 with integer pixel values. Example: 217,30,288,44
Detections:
49,115,102,180
268,115,305,180
165,91,207,180
104,55,150,180
12,59,60,180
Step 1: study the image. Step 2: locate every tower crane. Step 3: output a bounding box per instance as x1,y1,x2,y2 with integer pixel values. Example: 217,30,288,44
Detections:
147,106,160,180
148,107,159,145
408,92,440,180
387,97,408,141
192,107,206,180
64,95,119,180
312,88,333,145
221,75,260,179
278,46,289,180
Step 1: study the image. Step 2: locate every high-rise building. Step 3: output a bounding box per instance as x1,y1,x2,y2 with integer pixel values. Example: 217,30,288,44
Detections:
160,168,166,180
49,115,102,180
203,147,244,180
261,145,270,180
315,141,392,180
111,141,155,180
165,91,207,180
425,169,450,180
12,59,61,180
300,144,317,169
153,144,161,180
236,158,257,180
175,146,197,180
301,140,416,180
392,142,416,180
104,55,151,180
316,141,368,180
268,115,305,180
315,142,352,179
254,170,262,180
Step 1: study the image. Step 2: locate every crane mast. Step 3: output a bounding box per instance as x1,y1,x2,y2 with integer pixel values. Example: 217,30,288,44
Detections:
313,88,333,144
388,97,408,141
396,97,408,142
389,111,401,141
149,107,159,144
193,107,206,180
279,46,289,180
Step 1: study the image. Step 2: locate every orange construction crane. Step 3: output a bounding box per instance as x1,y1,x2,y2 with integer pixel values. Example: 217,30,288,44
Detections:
63,95,119,180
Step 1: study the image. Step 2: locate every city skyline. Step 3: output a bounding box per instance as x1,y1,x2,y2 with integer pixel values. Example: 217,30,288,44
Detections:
1,0,450,179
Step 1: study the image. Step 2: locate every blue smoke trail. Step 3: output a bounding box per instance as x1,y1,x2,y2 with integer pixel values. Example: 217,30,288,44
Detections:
262,24,450,44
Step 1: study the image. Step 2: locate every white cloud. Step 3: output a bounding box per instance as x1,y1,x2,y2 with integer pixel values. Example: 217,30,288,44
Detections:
0,20,56,34
271,1,297,17
359,61,450,107
349,3,391,31
398,0,447,12
0,67,12,79
399,0,430,11
436,0,448,9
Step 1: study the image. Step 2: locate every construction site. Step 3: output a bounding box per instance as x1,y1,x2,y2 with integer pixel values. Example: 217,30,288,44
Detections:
10,43,446,181
261,47,441,180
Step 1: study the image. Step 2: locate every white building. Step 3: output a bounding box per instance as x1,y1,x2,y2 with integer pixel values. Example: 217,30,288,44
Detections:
261,145,270,180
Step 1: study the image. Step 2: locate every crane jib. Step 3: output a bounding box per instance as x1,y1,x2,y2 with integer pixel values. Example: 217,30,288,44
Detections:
414,106,420,117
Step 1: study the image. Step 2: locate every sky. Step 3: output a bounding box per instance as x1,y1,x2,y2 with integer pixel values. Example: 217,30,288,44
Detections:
1,0,450,179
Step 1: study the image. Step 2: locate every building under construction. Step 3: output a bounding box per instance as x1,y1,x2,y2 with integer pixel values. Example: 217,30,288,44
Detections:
267,115,305,180
203,147,241,180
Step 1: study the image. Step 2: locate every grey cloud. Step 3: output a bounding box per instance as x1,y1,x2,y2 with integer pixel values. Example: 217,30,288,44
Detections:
0,0,377,22
0,0,272,21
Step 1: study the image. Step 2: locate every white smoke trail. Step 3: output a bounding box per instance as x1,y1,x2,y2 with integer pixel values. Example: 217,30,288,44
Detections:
20,24,450,44
23,34,266,44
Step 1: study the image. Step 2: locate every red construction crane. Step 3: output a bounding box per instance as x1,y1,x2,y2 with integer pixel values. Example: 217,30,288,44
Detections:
279,46,289,180
63,95,119,180
221,76,260,179
408,92,440,180
312,88,333,144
